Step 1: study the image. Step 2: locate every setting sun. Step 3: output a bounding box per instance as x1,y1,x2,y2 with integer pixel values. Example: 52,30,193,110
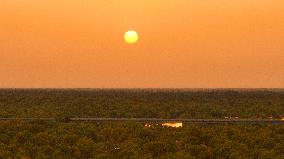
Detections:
124,31,139,44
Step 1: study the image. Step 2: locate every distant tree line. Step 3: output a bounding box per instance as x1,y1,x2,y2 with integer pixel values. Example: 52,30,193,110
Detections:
0,89,283,119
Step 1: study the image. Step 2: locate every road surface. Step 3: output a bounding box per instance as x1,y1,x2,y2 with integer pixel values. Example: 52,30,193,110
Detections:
0,117,283,124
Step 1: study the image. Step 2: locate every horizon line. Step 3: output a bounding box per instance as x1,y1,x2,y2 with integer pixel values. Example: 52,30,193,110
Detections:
0,88,284,90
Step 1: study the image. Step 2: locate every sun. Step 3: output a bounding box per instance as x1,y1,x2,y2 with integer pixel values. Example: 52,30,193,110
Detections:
124,31,139,44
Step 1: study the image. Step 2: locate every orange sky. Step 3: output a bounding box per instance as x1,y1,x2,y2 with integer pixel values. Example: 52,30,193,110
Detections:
0,0,284,88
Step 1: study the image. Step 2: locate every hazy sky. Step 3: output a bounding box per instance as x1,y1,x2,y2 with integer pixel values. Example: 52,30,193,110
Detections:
0,0,283,88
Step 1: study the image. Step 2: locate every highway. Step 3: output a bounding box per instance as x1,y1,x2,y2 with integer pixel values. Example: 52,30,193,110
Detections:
0,117,283,124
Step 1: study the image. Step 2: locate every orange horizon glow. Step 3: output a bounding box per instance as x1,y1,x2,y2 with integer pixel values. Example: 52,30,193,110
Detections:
0,0,284,88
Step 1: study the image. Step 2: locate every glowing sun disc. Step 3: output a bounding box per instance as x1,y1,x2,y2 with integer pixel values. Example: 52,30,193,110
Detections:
124,31,139,44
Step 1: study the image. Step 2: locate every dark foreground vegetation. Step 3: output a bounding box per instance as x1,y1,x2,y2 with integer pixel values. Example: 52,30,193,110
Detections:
0,121,283,159
0,89,283,119
0,89,284,158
